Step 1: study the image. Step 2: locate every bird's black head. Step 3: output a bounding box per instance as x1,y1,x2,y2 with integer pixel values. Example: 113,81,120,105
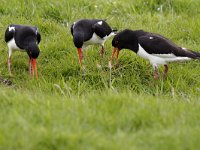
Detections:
112,33,123,50
26,41,40,59
112,29,144,53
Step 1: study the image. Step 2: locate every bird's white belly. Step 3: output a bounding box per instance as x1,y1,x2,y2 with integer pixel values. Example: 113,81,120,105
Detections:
7,38,25,51
137,44,166,65
83,32,115,49
84,33,104,46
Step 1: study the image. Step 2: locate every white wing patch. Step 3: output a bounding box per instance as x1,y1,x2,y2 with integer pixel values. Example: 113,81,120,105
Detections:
9,26,15,32
97,21,103,25
72,22,76,29
152,53,176,58
149,36,154,39
36,27,40,34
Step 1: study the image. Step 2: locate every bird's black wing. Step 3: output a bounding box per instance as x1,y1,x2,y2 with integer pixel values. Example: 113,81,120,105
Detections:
14,26,38,49
138,34,197,58
92,21,110,39
5,26,15,43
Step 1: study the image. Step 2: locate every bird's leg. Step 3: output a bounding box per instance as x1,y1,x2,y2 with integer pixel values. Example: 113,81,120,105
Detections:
77,48,83,68
153,66,159,80
8,48,12,76
99,45,105,65
163,64,168,80
8,57,12,76
29,58,32,76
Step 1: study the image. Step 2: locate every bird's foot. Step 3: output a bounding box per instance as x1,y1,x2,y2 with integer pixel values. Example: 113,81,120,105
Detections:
163,64,168,80
81,65,86,71
153,72,159,80
97,63,102,70
108,61,112,69
8,72,14,78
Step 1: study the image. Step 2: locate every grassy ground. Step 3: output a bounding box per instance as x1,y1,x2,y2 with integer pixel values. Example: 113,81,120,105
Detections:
0,0,200,149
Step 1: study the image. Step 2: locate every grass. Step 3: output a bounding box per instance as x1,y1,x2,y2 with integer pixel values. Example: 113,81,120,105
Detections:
0,0,200,149
1,89,200,150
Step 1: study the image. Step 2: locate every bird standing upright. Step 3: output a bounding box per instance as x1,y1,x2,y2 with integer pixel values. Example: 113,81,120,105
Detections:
71,19,116,68
5,24,41,79
110,29,200,79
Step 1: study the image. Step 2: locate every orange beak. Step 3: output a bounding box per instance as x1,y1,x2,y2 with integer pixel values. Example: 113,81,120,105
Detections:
77,48,83,67
115,48,120,65
31,58,38,79
109,47,120,66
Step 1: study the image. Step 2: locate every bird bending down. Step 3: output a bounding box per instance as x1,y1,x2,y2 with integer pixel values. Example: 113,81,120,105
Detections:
5,24,41,79
109,29,200,80
71,19,117,68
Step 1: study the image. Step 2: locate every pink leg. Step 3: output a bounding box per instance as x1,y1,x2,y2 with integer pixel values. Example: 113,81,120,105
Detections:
163,64,168,80
8,57,12,76
153,66,159,80
29,58,32,76
99,46,105,64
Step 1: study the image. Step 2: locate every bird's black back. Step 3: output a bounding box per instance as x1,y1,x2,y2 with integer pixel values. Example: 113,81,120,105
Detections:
113,29,200,58
5,24,41,49
71,19,113,48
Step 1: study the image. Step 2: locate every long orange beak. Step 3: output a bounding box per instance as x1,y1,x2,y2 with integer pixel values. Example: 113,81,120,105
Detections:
115,48,120,65
77,48,83,67
31,58,38,79
109,47,120,67
110,47,117,63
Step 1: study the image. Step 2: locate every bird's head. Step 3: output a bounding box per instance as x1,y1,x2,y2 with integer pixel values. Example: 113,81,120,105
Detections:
112,33,123,50
27,41,40,59
26,41,40,79
109,34,122,67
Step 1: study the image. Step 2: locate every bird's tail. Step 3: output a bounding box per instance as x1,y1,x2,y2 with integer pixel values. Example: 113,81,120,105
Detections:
180,47,200,59
190,50,200,59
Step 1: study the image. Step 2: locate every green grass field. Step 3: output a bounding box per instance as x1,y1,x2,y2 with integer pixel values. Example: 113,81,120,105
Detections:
0,0,200,149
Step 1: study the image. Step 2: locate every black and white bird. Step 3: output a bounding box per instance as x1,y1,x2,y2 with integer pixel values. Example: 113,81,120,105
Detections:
5,24,41,79
71,19,117,68
109,29,200,79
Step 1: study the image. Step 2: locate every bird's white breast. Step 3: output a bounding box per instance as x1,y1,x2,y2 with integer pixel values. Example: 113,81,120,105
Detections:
7,38,24,51
83,33,104,48
84,32,115,45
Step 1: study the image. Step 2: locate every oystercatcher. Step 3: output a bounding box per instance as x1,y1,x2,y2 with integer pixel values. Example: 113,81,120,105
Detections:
71,19,116,68
109,29,200,79
5,24,41,79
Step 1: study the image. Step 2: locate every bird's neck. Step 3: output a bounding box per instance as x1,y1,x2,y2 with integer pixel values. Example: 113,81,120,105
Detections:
73,32,84,48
